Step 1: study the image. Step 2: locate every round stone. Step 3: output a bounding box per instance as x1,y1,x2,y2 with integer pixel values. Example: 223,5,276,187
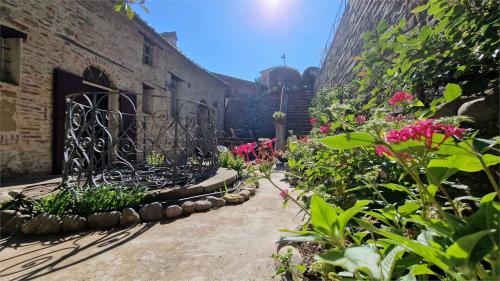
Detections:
165,205,183,218
206,196,225,208
87,211,120,229
61,215,87,233
139,202,163,222
181,201,196,215
222,194,244,204
21,214,61,235
120,208,140,226
194,200,212,212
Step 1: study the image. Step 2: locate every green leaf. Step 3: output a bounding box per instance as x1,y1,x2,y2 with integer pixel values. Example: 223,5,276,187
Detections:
278,234,319,243
418,26,432,42
379,183,416,198
318,132,375,150
310,194,337,237
114,3,123,11
337,200,371,236
411,264,438,276
397,201,420,214
426,166,458,186
317,246,382,280
428,154,500,172
443,83,462,102
472,137,499,154
125,5,135,19
381,246,405,281
411,4,429,13
355,218,450,272
446,229,496,266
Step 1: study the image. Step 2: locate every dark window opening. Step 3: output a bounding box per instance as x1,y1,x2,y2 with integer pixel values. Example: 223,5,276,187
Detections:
142,84,154,114
170,75,183,118
82,66,111,88
1,25,26,85
143,38,153,66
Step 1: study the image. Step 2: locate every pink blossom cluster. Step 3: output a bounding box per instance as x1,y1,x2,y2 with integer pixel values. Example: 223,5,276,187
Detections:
375,119,465,157
279,188,289,199
385,119,464,149
232,142,257,162
389,91,414,106
355,115,367,124
232,138,277,162
309,117,318,126
385,114,407,123
320,124,331,134
375,145,392,157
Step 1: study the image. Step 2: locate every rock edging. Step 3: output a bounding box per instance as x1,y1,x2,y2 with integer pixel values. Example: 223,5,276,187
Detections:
0,183,258,237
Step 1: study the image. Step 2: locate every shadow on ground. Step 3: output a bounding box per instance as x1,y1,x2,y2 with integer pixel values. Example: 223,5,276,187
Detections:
0,224,154,280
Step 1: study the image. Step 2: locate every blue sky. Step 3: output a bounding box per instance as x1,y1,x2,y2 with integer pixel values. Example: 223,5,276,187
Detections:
135,0,341,81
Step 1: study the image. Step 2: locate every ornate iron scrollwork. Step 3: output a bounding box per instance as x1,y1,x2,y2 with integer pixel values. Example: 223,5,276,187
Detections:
61,92,219,190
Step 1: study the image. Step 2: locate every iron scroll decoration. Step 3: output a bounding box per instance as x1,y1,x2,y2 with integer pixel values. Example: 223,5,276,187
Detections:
61,92,219,190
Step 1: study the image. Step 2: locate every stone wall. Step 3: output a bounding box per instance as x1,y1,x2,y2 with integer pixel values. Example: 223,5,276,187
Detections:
221,67,317,139
0,0,227,178
315,0,424,91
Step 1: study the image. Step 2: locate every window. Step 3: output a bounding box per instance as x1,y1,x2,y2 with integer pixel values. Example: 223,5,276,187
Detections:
143,37,153,66
142,84,153,114
170,75,183,118
1,25,26,85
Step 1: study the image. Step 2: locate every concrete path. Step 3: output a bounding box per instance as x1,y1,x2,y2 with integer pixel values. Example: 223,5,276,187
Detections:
0,172,303,281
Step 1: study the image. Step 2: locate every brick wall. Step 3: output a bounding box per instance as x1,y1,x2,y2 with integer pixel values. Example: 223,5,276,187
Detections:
221,67,317,139
0,0,227,178
315,0,424,91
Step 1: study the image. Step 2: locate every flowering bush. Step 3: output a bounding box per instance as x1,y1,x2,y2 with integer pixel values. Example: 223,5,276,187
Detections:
279,85,500,280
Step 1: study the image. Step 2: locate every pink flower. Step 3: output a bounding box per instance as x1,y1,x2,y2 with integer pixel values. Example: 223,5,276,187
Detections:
232,146,244,159
389,91,414,106
375,145,392,156
382,119,464,149
386,114,406,122
279,189,289,199
355,115,367,124
319,124,331,134
309,117,318,126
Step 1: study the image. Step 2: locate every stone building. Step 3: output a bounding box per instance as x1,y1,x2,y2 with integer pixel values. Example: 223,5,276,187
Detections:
0,0,228,178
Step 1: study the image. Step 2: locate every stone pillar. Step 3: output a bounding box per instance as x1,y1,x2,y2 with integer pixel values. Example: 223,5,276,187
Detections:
274,119,286,151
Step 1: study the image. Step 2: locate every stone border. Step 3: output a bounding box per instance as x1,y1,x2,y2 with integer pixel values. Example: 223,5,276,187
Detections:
140,167,239,202
0,184,258,236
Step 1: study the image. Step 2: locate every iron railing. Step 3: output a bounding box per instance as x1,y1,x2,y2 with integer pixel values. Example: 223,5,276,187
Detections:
61,92,218,189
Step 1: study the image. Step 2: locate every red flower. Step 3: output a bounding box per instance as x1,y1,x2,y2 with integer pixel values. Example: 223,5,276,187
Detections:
309,117,318,126
279,189,289,199
320,124,331,134
355,115,367,124
389,91,414,106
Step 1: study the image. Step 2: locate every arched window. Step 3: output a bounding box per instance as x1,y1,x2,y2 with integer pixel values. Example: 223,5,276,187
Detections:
82,66,111,88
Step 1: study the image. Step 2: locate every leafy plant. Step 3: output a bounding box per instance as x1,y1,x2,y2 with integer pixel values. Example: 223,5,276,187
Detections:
272,248,306,280
279,87,500,280
32,185,145,217
218,150,245,174
146,151,166,166
273,111,286,120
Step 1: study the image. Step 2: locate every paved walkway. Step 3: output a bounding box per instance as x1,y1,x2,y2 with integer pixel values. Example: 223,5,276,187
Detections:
0,172,303,281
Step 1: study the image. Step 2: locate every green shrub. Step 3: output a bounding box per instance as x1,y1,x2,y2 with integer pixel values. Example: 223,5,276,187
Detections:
218,151,245,174
33,185,145,217
146,151,165,166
